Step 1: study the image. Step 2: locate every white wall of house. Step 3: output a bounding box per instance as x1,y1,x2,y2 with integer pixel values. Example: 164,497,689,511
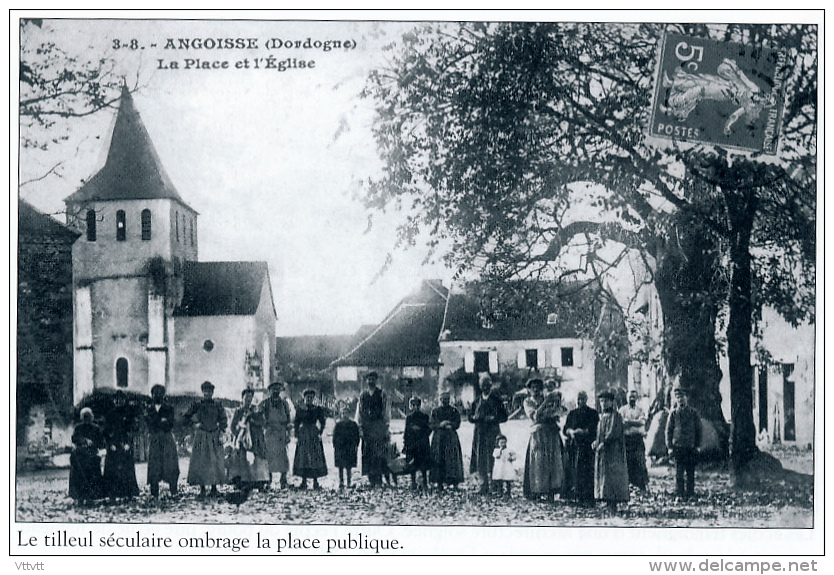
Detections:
439,337,595,404
719,307,815,447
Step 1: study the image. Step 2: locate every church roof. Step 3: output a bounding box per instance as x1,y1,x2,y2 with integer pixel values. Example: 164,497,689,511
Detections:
174,261,272,317
64,87,190,208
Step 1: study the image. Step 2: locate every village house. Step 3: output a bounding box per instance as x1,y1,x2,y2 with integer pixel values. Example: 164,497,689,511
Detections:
274,334,352,403
330,280,448,414
17,200,80,457
63,87,276,404
437,289,599,408
719,306,815,448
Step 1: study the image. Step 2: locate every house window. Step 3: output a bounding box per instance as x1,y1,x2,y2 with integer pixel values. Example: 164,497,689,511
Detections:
141,209,152,240
337,366,358,382
86,209,97,242
175,211,179,242
116,210,126,241
190,219,195,247
525,349,539,370
203,339,214,352
547,313,558,325
116,357,129,388
402,366,424,378
561,347,574,367
474,351,490,374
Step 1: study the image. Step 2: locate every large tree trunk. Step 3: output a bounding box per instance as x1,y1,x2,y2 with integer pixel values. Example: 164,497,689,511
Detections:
725,189,762,483
654,212,729,456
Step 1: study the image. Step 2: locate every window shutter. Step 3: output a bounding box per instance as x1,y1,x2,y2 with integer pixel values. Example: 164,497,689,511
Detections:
517,350,527,369
552,347,560,367
537,348,546,370
464,350,475,373
488,350,499,374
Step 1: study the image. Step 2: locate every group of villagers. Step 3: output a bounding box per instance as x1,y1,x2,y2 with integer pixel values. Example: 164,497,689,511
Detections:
470,374,699,511
69,370,700,509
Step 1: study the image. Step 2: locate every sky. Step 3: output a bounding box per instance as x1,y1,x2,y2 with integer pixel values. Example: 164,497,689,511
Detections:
18,19,454,336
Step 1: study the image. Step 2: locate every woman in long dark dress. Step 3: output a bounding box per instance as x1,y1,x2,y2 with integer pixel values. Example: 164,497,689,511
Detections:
563,390,599,505
357,371,390,488
469,375,508,494
103,391,140,500
594,389,629,511
69,408,105,503
403,397,432,491
183,381,228,498
429,391,464,490
146,384,180,498
293,389,328,489
522,379,564,501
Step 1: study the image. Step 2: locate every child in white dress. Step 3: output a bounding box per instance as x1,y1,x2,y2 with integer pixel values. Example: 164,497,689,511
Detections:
492,434,517,499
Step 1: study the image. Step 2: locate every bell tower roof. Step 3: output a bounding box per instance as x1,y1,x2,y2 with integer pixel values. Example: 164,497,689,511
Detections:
65,86,190,208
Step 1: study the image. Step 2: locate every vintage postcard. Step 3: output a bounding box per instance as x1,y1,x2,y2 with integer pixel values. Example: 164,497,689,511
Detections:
11,11,822,560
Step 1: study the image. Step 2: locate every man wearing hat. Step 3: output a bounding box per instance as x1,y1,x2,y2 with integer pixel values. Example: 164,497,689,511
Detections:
592,389,629,510
563,390,599,505
356,371,390,487
146,384,180,498
183,381,227,498
665,386,702,499
468,374,508,494
619,389,649,492
262,380,292,489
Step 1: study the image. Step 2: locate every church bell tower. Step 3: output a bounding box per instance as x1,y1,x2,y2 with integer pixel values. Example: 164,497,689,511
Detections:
65,87,198,404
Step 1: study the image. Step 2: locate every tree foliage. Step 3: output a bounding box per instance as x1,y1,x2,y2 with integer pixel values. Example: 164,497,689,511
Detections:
19,18,125,152
363,22,816,478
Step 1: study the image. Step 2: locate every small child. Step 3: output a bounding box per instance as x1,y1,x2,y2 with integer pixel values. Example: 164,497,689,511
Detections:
332,406,360,489
403,397,432,492
491,434,517,500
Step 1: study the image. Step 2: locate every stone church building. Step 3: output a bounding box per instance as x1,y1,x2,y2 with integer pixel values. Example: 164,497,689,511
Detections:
64,87,276,404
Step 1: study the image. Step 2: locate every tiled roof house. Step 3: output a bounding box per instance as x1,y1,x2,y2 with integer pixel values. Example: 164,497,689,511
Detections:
438,287,599,405
330,280,449,401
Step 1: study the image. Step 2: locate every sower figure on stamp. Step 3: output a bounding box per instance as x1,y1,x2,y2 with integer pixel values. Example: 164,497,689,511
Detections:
357,371,390,488
469,374,508,495
183,381,227,499
665,385,702,500
146,384,180,498
618,389,649,493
